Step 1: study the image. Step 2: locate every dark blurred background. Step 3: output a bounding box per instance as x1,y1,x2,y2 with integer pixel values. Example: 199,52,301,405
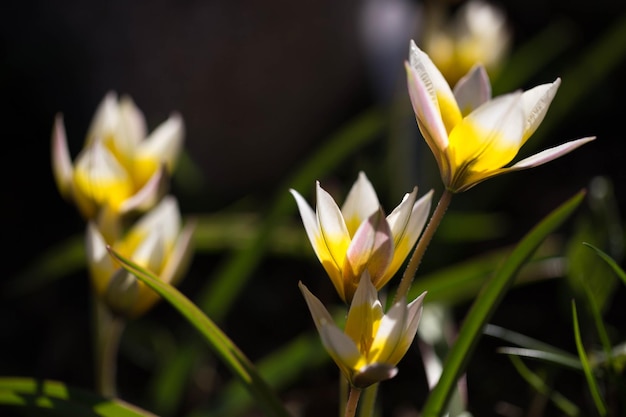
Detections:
2,0,626,416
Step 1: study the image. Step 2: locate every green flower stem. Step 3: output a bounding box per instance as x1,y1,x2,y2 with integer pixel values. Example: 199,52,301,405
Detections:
394,189,453,302
94,299,125,398
344,387,361,417
358,384,378,417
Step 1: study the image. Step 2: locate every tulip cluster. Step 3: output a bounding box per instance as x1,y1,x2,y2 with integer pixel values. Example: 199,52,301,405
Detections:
292,172,430,387
52,92,195,319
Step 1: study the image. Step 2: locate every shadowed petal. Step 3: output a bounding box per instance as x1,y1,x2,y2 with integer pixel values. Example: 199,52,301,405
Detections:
344,208,393,294
298,282,336,335
118,166,169,214
85,222,116,296
453,65,491,116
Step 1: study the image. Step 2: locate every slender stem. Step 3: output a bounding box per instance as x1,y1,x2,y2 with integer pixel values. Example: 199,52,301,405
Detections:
94,298,125,398
394,189,453,302
344,387,362,417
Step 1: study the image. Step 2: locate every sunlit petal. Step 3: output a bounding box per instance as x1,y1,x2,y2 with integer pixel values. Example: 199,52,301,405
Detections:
521,78,560,143
387,292,426,365
341,171,380,236
383,189,433,285
510,136,596,170
448,92,524,175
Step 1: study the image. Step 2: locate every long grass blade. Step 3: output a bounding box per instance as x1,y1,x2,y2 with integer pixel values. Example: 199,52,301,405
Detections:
420,190,585,416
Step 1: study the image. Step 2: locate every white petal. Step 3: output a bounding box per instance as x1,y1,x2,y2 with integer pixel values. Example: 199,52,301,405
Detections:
341,172,380,235
511,136,596,169
467,92,525,147
344,208,393,287
453,65,491,116
137,113,185,172
386,291,426,365
130,195,181,245
315,182,351,266
86,92,119,146
131,228,166,274
406,41,452,151
370,300,406,364
85,222,116,295
160,219,196,285
298,281,335,334
51,114,74,199
319,321,362,372
119,95,147,146
521,78,560,142
118,166,169,214
290,188,322,249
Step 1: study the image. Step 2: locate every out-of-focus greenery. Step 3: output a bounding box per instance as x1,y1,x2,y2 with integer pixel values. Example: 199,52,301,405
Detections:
3,2,626,417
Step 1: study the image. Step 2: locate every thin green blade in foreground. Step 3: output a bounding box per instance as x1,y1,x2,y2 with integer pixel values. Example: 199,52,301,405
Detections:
572,300,607,416
420,190,585,417
583,242,626,287
0,377,156,416
107,248,291,417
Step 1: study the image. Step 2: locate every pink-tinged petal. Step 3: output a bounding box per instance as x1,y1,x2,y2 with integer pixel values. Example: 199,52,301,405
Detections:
408,40,462,139
51,114,74,199
383,189,433,285
453,65,492,116
386,292,426,365
85,222,116,297
344,273,383,348
352,363,398,388
298,281,336,334
136,112,185,173
343,208,393,295
405,65,449,157
118,166,169,214
449,92,525,175
521,78,560,143
510,136,596,169
341,172,380,236
86,91,119,146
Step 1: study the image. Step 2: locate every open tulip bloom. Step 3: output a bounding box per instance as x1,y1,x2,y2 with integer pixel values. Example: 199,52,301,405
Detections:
405,40,595,193
52,92,184,220
299,274,426,388
291,172,432,303
86,196,195,318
